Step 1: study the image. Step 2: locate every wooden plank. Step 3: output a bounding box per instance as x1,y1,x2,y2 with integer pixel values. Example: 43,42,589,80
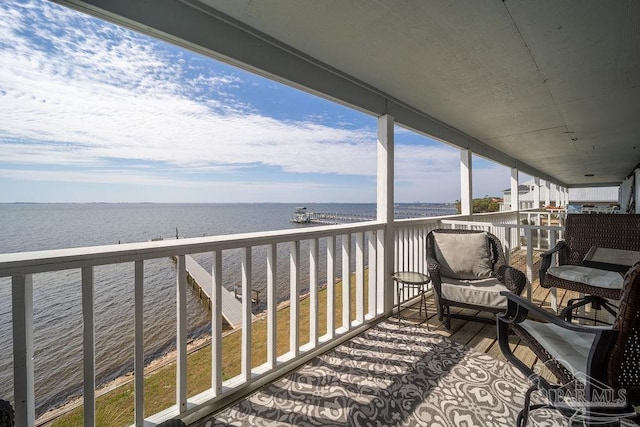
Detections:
184,254,252,329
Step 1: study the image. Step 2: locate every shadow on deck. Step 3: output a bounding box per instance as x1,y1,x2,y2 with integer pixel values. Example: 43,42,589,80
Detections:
196,250,600,426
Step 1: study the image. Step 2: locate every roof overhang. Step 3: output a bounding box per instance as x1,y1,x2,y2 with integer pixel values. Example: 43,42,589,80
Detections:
53,0,640,188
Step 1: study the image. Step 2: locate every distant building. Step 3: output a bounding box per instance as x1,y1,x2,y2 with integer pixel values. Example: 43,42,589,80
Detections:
501,179,619,212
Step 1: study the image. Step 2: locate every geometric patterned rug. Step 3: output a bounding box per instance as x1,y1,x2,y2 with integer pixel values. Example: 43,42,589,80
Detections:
198,321,566,426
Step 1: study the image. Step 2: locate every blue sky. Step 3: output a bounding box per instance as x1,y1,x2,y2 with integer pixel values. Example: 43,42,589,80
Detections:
0,0,515,203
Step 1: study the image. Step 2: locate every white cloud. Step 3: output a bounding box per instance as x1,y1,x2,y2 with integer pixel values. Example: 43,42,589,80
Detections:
0,1,511,203
0,1,379,178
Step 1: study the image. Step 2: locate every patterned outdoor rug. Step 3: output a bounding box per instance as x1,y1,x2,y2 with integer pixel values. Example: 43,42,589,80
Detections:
199,321,564,426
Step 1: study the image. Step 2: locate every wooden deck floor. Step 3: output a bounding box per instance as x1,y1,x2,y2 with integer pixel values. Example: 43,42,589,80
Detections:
401,249,612,384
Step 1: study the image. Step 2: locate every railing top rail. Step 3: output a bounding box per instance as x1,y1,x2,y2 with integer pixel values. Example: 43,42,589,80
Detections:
393,210,523,226
393,214,458,225
441,219,565,231
0,221,384,277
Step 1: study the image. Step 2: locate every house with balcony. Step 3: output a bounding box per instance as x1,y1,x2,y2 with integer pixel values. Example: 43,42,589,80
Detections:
2,1,640,426
500,179,621,211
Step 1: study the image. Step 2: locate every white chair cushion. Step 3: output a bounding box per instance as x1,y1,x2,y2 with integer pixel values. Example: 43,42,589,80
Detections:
433,232,493,280
520,320,610,376
440,277,507,308
548,265,623,289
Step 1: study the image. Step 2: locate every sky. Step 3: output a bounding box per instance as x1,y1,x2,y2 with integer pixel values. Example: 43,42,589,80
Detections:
0,0,515,203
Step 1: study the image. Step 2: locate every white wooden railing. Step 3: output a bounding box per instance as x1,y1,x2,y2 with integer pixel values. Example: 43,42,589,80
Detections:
1,209,569,426
1,221,392,426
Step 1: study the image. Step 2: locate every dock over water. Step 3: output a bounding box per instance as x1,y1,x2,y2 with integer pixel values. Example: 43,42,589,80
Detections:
184,255,254,328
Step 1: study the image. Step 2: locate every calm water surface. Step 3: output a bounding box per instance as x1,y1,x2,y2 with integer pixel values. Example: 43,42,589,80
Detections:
0,202,454,415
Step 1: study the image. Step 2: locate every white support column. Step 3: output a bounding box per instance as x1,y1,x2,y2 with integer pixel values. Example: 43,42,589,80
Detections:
377,114,394,315
460,149,473,215
553,184,561,207
564,187,570,207
511,168,519,211
544,180,551,207
533,177,541,209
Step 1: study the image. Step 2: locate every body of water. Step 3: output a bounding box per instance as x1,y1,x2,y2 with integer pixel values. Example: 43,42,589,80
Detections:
0,202,455,415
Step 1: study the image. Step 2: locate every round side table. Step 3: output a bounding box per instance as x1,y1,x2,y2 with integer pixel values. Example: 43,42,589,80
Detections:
392,271,431,328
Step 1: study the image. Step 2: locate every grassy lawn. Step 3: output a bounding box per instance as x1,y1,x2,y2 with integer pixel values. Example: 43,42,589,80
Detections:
51,272,368,426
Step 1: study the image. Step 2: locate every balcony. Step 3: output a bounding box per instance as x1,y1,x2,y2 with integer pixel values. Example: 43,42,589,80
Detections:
5,2,637,424
0,210,580,426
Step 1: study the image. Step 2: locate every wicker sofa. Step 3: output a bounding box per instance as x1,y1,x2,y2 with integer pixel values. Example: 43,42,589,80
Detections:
426,229,527,329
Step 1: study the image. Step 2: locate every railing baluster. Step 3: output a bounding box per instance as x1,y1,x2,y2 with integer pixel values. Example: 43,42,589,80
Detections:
525,228,533,301
290,241,300,356
82,267,95,427
377,229,386,315
393,229,399,272
504,228,512,265
326,236,335,338
266,244,277,368
176,255,187,412
367,231,377,319
419,227,425,274
355,232,364,324
211,251,222,394
341,234,351,329
241,247,252,380
409,227,414,272
134,261,144,426
309,238,319,346
12,274,35,427
548,231,558,313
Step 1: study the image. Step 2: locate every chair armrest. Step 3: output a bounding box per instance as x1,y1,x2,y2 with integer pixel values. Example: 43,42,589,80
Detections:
539,240,566,284
539,240,566,259
498,291,612,333
426,255,441,291
496,264,527,295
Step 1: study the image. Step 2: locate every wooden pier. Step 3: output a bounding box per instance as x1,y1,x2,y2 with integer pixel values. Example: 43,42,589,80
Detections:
184,255,254,329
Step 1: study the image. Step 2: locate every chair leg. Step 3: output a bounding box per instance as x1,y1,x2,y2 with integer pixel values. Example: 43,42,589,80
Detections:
445,305,451,330
561,295,618,325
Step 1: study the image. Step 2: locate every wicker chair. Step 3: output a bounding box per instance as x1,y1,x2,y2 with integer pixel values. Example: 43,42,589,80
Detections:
539,214,640,321
498,261,640,426
0,400,13,427
426,229,527,329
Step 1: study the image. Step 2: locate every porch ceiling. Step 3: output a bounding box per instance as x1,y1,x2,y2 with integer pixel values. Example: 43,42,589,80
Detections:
57,0,640,187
